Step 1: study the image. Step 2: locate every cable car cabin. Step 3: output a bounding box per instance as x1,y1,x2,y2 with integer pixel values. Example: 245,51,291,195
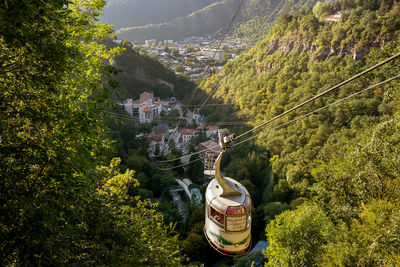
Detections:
203,129,252,257
204,177,252,257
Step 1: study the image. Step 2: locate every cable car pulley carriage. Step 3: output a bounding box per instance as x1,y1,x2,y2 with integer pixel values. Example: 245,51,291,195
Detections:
204,129,252,257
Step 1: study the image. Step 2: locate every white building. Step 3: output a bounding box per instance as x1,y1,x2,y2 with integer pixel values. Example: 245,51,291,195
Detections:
202,49,224,61
123,91,166,123
145,39,157,45
180,128,197,143
196,125,219,138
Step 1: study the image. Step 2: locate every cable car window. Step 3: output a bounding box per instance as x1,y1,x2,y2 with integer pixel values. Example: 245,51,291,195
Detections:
226,205,246,215
226,215,247,231
244,196,250,210
210,206,224,225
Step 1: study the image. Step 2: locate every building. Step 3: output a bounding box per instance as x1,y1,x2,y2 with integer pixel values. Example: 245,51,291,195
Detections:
199,140,220,159
147,129,167,156
145,39,157,45
324,12,342,22
202,49,224,61
122,91,166,123
180,128,197,143
196,125,219,138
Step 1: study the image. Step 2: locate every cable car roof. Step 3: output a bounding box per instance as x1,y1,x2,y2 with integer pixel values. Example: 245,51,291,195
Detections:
206,177,251,213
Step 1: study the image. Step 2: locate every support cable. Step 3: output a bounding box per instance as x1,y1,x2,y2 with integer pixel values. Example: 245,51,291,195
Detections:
157,157,202,171
162,0,245,151
235,52,400,140
156,71,400,164
248,0,285,45
232,73,400,147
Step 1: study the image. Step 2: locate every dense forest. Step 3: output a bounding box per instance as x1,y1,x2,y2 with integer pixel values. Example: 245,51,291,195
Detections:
0,0,184,265
2,0,400,266
200,0,400,265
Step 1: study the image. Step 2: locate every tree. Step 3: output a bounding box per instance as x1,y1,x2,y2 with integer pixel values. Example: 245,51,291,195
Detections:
175,65,184,73
266,204,333,267
0,0,184,264
185,154,203,184
93,159,184,266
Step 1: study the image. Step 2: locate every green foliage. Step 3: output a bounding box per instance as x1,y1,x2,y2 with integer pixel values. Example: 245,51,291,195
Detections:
260,202,290,225
234,251,265,267
266,204,334,266
94,159,184,266
0,0,184,265
313,1,333,19
199,1,400,265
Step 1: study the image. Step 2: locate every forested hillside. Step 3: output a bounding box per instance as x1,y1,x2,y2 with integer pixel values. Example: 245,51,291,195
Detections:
200,0,400,264
234,0,335,41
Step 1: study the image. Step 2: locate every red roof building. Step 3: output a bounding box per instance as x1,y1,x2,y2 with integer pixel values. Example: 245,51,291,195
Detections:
180,128,197,143
140,91,154,103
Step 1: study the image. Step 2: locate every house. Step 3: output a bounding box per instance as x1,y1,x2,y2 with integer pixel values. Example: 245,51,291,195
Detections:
180,128,196,143
196,125,219,138
147,129,167,156
324,12,342,22
202,48,224,61
145,39,157,45
123,98,134,116
199,140,220,159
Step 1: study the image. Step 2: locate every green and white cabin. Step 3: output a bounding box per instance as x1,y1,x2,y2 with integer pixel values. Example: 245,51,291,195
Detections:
203,129,252,257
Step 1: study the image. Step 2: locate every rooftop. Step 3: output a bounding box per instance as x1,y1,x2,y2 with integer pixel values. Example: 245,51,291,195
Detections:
181,128,196,135
140,91,154,103
199,140,220,153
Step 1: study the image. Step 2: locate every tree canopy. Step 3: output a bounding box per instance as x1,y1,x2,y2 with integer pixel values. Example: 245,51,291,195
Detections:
0,0,184,265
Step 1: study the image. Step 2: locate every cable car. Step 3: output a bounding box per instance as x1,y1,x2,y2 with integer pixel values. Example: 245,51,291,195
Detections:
204,129,252,257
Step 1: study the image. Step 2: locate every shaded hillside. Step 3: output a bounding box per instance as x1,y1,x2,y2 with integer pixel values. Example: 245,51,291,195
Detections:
104,40,195,100
112,0,335,42
101,0,216,29
116,0,241,42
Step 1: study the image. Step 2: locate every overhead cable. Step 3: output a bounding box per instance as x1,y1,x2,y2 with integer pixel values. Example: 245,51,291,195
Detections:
163,0,245,149
156,71,400,164
232,73,400,147
235,52,400,140
157,157,202,171
248,0,285,45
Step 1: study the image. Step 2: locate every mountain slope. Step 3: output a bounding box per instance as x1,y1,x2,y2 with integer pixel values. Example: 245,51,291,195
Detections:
203,1,400,182
101,0,216,29
116,0,241,42
104,40,195,100
200,0,400,230
110,0,335,42
198,1,400,264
